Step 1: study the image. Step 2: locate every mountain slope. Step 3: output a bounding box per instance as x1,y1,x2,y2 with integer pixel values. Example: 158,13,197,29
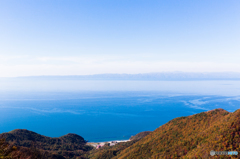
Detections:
0,138,65,159
115,108,240,158
0,129,92,159
130,131,151,141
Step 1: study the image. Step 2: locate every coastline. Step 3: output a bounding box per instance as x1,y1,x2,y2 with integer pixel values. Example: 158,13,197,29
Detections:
87,139,131,148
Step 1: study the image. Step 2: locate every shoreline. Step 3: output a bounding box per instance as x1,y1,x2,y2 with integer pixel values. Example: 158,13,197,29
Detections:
87,139,131,148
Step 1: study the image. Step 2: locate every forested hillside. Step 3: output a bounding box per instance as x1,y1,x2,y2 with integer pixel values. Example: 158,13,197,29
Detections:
115,108,240,158
0,138,65,159
0,129,92,159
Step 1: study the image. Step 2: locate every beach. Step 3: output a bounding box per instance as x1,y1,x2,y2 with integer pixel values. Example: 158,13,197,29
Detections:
87,139,131,148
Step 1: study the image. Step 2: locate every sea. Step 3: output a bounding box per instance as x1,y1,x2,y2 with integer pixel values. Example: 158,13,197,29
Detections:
0,79,240,142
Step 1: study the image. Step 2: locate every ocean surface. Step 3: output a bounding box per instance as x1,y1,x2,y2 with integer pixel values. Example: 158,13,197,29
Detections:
0,79,240,142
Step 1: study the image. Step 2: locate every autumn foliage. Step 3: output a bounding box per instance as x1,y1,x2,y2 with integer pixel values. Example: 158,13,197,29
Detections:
116,108,240,159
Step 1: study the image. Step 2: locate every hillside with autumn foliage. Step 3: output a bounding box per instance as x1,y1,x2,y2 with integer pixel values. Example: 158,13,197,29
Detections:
113,108,240,158
0,138,65,159
0,129,92,159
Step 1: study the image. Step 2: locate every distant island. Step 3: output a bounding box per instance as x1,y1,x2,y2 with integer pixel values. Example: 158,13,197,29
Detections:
1,108,240,158
7,72,240,81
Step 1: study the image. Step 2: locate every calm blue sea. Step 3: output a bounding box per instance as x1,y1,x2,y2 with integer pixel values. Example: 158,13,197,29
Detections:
0,80,240,142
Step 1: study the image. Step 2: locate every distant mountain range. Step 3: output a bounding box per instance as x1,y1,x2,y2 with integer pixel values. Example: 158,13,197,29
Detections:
13,72,240,80
1,108,240,158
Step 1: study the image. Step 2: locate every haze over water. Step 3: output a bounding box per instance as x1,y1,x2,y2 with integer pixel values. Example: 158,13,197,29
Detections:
0,79,240,142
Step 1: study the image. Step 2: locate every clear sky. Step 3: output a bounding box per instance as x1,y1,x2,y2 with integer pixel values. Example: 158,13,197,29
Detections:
0,0,239,77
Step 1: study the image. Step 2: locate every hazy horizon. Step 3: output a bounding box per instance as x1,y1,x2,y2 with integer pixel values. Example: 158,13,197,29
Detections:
0,71,240,79
1,71,240,80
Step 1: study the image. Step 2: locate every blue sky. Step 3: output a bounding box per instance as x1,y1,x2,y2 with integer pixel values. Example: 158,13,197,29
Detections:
0,0,239,77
